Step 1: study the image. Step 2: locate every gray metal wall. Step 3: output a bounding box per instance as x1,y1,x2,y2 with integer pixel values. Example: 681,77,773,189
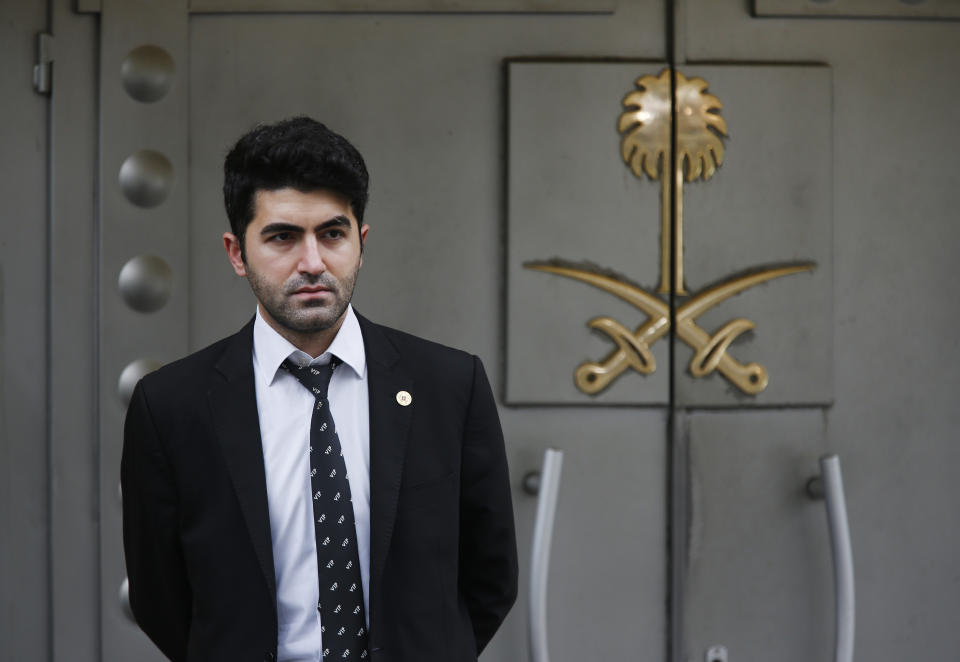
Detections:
1,0,959,661
1,2,51,660
0,2,101,660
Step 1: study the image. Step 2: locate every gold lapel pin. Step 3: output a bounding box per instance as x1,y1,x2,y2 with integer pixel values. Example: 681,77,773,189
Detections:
396,390,412,406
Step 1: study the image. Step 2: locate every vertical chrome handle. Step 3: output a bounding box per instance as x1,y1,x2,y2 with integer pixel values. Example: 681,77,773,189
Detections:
528,449,564,662
820,455,855,662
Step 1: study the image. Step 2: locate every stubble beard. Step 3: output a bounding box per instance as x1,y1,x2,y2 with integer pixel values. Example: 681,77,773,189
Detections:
246,264,360,336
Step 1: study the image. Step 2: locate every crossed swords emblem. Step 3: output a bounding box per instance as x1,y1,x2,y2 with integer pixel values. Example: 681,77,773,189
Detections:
526,262,813,394
526,69,815,396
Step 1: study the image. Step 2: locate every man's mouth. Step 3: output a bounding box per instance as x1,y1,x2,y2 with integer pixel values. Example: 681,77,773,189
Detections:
291,286,333,299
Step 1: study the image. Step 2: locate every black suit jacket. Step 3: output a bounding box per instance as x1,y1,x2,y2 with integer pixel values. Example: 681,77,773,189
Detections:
121,314,518,662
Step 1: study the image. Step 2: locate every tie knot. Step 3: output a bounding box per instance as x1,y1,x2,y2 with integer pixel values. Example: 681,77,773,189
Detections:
282,357,339,400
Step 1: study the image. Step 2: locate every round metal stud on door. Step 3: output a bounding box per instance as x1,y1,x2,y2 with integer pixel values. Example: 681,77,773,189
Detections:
121,45,176,103
118,150,174,208
118,255,172,313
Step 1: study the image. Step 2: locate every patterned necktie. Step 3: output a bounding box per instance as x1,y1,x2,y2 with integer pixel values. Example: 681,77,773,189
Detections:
283,357,369,661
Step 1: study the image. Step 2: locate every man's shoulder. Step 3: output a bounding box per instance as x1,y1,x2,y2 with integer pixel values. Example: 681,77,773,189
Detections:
359,315,476,370
360,317,489,409
138,321,252,397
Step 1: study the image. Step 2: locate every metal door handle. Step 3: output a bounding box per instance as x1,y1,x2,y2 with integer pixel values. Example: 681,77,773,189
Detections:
812,455,855,662
528,449,564,662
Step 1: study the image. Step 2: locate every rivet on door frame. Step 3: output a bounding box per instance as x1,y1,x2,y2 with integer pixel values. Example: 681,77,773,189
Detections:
705,644,728,662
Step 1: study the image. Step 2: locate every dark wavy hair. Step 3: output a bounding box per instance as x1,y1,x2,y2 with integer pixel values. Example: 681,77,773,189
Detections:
223,116,369,251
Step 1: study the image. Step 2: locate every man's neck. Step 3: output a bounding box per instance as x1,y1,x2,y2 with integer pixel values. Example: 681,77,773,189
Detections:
258,305,347,359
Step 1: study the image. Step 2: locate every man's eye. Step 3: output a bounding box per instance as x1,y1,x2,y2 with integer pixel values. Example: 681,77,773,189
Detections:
323,229,345,239
269,232,292,242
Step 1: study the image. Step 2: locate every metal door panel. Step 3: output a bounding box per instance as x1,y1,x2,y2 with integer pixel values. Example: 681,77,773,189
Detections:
92,4,672,661
505,61,668,406
494,408,667,661
192,0,617,12
683,2,960,661
674,65,832,407
78,0,617,12
505,62,833,408
682,410,832,662
0,1,52,658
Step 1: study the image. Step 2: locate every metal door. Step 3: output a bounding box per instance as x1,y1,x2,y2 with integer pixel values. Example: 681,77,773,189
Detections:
28,1,960,661
87,2,669,661
678,4,960,662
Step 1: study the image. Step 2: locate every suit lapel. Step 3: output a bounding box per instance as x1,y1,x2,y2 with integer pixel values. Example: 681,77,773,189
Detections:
207,320,277,602
358,314,414,594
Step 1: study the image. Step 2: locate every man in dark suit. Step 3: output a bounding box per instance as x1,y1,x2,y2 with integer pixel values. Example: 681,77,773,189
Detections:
121,117,518,662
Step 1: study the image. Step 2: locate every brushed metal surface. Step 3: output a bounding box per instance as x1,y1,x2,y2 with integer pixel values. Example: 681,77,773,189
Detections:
754,0,960,18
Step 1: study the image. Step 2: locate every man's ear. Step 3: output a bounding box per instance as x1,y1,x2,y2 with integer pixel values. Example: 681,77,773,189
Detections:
359,223,370,266
223,232,247,277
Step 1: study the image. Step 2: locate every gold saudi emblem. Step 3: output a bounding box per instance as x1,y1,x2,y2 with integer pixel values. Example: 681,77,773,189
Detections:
526,68,814,395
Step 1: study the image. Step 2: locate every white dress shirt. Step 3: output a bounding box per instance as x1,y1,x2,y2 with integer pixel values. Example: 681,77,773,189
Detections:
252,304,371,662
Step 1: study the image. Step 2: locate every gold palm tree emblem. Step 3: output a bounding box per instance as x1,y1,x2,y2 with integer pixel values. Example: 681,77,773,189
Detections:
618,68,728,294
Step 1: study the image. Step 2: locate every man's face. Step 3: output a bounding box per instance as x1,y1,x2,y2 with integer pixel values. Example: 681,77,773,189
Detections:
224,188,369,342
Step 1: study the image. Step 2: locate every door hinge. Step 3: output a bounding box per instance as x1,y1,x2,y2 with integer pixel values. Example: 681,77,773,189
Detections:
33,32,54,95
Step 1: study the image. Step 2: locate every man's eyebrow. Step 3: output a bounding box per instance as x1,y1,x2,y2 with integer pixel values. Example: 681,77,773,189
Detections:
318,216,352,230
260,222,303,236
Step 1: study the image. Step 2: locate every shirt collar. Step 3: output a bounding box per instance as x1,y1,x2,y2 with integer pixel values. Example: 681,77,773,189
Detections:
253,304,366,386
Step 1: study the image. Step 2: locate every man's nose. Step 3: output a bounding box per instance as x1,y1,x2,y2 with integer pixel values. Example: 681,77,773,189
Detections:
298,237,327,274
